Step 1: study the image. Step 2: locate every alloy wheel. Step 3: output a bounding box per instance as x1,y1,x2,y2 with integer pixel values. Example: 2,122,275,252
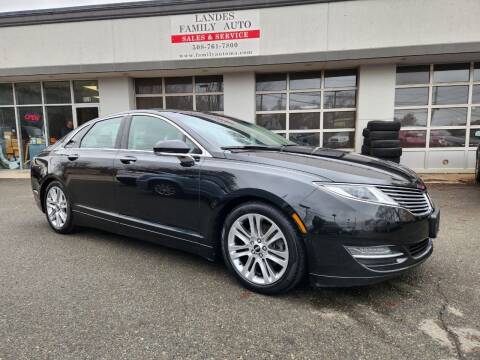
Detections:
46,186,68,229
227,213,289,285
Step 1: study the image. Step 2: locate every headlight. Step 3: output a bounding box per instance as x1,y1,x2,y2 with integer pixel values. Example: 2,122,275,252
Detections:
314,183,398,206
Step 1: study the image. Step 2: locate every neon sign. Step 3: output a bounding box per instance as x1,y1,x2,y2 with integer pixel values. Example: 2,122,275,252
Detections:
24,112,41,122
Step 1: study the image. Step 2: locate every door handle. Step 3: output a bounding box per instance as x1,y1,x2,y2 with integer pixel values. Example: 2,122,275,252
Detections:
67,154,79,161
120,156,137,164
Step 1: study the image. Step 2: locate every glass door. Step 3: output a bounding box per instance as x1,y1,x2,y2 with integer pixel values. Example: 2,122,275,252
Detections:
75,107,99,127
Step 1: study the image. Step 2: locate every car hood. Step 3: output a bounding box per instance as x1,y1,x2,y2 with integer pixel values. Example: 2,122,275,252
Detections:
225,146,424,187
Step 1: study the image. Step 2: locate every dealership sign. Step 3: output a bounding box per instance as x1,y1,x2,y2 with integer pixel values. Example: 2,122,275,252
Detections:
170,10,260,59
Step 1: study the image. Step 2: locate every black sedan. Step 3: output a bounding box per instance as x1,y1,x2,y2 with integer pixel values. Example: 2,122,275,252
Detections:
31,110,440,294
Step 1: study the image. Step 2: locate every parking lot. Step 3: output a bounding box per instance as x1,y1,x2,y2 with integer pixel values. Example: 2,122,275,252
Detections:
0,179,479,359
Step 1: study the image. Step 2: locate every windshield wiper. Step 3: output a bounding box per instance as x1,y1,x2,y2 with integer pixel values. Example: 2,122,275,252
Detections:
221,145,281,150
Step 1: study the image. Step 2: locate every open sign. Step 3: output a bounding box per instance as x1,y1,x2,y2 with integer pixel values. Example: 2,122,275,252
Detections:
24,112,41,122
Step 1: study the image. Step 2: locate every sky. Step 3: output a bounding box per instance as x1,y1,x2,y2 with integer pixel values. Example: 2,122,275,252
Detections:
0,0,147,13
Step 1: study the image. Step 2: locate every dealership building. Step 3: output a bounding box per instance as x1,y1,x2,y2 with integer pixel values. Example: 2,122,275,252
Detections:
0,0,479,172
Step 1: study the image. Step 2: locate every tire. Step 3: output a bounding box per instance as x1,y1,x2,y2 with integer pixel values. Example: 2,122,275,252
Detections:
363,129,399,140
367,120,401,131
221,202,306,295
369,139,401,148
43,181,75,234
370,147,403,157
361,144,370,155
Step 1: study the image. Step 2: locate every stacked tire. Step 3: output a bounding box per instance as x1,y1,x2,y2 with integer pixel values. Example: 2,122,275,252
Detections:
362,121,402,163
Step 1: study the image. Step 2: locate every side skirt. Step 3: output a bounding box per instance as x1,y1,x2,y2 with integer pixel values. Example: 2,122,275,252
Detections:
72,205,216,261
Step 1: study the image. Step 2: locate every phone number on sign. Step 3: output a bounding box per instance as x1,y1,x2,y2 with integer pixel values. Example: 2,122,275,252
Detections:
192,42,239,51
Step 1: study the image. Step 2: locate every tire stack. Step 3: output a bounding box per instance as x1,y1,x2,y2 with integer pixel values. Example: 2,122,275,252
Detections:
361,120,402,163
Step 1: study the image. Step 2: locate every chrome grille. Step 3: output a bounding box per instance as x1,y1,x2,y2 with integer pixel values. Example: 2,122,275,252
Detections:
376,185,432,216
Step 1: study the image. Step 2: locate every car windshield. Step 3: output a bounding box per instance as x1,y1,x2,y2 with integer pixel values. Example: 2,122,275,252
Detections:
165,112,295,149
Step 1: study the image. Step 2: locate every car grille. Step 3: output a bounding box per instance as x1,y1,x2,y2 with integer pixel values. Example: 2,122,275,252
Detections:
376,185,432,216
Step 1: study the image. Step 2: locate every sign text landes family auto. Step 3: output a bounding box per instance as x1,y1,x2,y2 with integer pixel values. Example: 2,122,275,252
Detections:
170,10,260,59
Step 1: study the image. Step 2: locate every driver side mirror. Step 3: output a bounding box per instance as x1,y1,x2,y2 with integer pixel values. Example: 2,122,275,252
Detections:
153,140,195,167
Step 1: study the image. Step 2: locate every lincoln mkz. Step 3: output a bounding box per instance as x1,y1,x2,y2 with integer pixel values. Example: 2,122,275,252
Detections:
31,110,440,294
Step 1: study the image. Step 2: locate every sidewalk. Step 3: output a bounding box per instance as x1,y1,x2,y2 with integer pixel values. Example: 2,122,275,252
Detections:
0,170,30,179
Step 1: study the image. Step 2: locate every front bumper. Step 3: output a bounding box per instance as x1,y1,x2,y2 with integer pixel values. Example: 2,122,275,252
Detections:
297,188,439,287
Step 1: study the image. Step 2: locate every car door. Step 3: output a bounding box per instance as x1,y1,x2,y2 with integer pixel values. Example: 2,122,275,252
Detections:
60,116,124,219
113,114,205,244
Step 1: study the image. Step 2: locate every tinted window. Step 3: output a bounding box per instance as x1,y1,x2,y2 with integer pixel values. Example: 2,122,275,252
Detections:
80,117,122,148
0,83,13,105
432,86,468,105
43,81,71,104
396,65,430,85
195,75,223,93
289,92,320,110
395,88,429,106
433,63,469,83
394,109,427,127
165,77,193,93
255,74,287,91
256,114,286,130
289,72,321,90
324,69,357,88
15,82,42,105
127,115,200,153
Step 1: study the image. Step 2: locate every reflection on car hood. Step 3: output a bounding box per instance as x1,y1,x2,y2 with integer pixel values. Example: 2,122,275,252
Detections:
225,146,423,187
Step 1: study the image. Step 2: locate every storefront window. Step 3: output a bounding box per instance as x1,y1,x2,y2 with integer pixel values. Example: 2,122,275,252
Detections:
15,82,42,105
47,106,74,144
255,70,357,149
396,65,430,85
433,63,470,83
76,107,99,127
395,62,480,150
0,108,20,169
0,80,99,169
135,76,224,112
256,114,286,131
18,106,45,167
0,83,14,106
73,80,99,103
44,81,71,104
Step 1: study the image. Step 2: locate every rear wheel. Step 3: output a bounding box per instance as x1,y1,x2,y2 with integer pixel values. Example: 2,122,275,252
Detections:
221,202,306,294
44,181,75,234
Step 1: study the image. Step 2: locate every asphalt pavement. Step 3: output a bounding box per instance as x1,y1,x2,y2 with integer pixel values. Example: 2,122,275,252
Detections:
0,179,479,359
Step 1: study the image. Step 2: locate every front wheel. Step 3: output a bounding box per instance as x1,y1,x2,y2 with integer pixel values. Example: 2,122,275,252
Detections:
221,202,306,294
44,181,75,234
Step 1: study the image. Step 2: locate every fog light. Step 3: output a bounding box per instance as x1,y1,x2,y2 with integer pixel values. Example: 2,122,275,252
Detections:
345,245,402,259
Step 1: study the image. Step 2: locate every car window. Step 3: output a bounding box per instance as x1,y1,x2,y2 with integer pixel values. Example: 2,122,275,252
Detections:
165,112,294,148
80,117,122,149
127,115,201,153
64,126,90,148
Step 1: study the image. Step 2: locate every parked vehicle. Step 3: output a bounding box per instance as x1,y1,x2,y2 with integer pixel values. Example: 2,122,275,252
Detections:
31,110,440,294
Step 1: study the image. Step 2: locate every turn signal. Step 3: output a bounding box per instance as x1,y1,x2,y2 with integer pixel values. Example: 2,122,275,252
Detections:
291,213,307,234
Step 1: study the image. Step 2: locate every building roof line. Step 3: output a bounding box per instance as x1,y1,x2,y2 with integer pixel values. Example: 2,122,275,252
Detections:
0,0,354,28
